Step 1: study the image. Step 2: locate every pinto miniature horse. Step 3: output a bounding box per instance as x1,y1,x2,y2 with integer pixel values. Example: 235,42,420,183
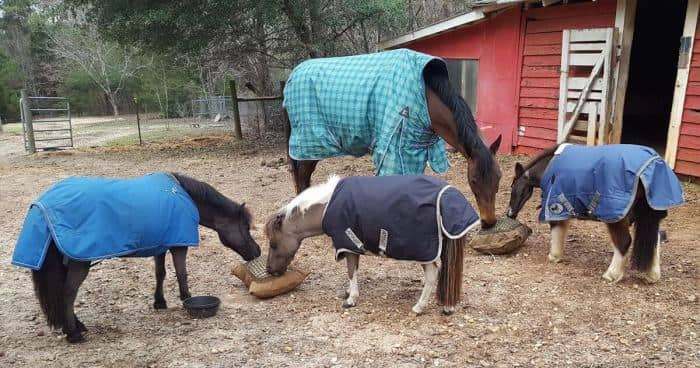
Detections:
15,173,260,343
265,175,479,315
507,144,684,283
282,50,502,228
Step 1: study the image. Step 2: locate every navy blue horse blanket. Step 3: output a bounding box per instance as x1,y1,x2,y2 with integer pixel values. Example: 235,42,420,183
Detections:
12,173,200,270
539,144,684,223
322,175,479,263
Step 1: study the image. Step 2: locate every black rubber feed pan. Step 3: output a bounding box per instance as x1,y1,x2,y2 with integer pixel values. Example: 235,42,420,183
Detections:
183,296,220,319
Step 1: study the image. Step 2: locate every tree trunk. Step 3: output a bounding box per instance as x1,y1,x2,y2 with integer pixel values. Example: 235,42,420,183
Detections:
281,0,321,58
108,95,119,121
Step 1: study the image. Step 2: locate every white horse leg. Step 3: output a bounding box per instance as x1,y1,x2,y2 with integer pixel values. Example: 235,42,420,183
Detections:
644,235,661,283
603,220,631,283
342,254,359,308
548,220,570,263
412,262,438,315
602,246,628,283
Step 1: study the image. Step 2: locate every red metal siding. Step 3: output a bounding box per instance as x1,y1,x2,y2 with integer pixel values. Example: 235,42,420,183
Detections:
514,0,617,154
675,14,700,178
403,7,523,153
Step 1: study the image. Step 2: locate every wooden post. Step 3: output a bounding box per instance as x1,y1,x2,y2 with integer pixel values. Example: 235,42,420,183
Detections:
134,97,143,145
20,89,36,153
228,79,243,140
610,0,638,144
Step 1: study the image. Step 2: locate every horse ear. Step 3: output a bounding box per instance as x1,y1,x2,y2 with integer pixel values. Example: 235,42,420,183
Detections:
489,134,502,154
240,202,246,208
514,162,524,177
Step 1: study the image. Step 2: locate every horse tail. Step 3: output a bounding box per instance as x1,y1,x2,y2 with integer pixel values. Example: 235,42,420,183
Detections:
631,193,667,272
423,61,485,158
436,236,465,312
32,241,67,329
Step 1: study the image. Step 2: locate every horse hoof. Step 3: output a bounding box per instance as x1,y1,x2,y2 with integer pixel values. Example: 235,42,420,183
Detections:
602,270,623,283
337,290,350,299
548,253,562,263
411,305,424,315
153,301,168,310
66,331,85,344
76,320,88,333
643,271,661,284
342,300,356,309
442,307,455,316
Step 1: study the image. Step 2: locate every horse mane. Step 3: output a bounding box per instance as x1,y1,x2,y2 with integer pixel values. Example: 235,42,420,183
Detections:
170,172,252,224
283,175,340,218
423,60,495,178
514,144,561,181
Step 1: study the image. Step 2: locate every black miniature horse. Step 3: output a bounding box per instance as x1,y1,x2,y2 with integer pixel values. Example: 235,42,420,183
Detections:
507,146,667,283
31,173,260,343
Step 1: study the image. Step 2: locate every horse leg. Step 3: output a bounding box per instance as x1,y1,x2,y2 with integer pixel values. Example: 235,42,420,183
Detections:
342,254,360,308
153,253,167,309
412,262,439,315
645,235,662,283
289,159,318,194
548,220,570,263
171,247,191,300
602,219,632,283
62,261,90,343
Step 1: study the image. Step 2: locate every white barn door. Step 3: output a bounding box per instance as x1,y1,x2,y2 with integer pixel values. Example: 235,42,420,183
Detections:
557,28,616,145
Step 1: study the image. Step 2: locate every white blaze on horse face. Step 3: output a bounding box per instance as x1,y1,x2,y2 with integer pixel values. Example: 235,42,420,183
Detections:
602,246,627,283
548,221,569,263
412,262,438,315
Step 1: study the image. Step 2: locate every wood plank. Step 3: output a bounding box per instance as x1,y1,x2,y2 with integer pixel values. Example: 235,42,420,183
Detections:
568,91,603,100
566,101,598,114
569,43,606,51
521,78,559,88
519,117,557,129
610,0,637,145
689,67,700,82
523,55,561,66
686,84,700,96
684,95,700,109
521,87,559,99
520,125,558,140
679,134,700,148
524,32,562,46
557,29,571,143
569,53,602,66
526,15,615,34
677,148,700,163
523,44,562,56
514,145,542,156
674,160,700,177
691,52,700,65
568,77,604,91
520,97,558,109
522,65,560,78
517,136,556,149
520,107,559,120
597,27,614,144
680,121,700,136
682,109,700,124
525,0,617,20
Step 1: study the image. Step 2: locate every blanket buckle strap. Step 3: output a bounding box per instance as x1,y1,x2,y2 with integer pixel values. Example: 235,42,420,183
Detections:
586,191,601,217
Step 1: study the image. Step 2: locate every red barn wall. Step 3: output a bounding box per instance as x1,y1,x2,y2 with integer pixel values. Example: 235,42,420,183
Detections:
676,11,700,177
515,0,617,155
405,7,523,153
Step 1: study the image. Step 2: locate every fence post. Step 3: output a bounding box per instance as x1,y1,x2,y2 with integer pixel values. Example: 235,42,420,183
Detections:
228,79,243,140
20,89,36,153
134,97,143,145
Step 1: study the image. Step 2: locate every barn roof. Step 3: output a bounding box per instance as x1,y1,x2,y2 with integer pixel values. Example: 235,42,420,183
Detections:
378,0,566,49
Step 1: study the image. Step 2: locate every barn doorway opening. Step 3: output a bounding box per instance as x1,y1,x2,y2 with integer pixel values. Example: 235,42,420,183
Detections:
621,0,687,154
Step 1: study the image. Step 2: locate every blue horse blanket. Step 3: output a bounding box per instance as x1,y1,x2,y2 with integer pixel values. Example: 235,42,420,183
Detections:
539,144,684,223
284,49,450,176
12,173,200,270
322,176,479,263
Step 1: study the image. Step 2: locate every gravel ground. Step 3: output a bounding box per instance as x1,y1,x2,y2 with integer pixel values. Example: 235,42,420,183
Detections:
0,133,697,367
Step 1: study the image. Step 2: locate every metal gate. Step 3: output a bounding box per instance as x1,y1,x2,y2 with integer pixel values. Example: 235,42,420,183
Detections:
20,92,73,152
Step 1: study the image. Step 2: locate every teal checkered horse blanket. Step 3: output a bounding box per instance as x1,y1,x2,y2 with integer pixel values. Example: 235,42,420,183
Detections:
283,49,450,175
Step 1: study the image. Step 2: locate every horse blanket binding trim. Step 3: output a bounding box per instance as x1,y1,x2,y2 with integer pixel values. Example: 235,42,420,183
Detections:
322,176,480,263
12,173,200,270
539,144,685,223
283,49,450,176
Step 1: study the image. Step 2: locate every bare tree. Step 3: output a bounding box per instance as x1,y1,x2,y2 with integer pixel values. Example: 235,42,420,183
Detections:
49,26,146,120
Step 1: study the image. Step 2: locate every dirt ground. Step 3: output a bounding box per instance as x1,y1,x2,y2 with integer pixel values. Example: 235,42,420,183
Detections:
0,132,698,367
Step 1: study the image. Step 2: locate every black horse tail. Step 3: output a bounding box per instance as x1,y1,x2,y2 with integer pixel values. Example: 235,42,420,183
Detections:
436,236,465,313
32,241,67,329
423,61,488,160
632,193,667,272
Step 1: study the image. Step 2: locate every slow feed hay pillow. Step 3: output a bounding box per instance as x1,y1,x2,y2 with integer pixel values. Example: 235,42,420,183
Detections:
469,217,532,255
231,256,309,299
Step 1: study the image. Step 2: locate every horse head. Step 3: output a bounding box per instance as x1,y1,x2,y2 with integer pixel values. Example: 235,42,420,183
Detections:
467,135,502,228
265,211,302,276
215,202,261,261
507,162,537,219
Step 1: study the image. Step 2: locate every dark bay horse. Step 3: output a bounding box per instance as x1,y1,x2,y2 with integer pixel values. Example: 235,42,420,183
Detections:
506,145,677,283
283,54,502,228
29,173,260,343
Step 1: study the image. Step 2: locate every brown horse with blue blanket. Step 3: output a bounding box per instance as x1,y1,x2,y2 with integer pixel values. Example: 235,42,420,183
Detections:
283,49,502,228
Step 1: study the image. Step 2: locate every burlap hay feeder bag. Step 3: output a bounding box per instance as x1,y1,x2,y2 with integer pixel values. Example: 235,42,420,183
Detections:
231,256,309,299
469,217,532,255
